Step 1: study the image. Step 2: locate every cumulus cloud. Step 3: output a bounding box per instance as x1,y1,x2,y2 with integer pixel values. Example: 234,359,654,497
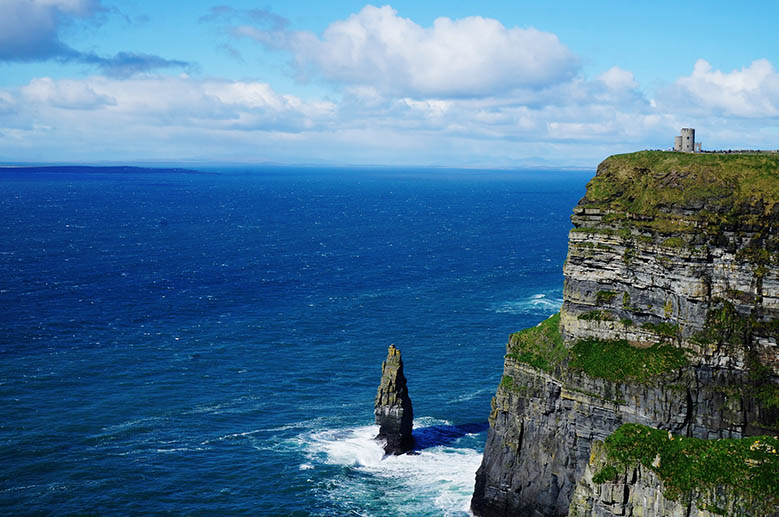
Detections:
5,75,334,131
0,91,15,115
599,66,638,91
21,77,116,109
0,0,188,75
0,62,667,165
330,65,656,146
221,5,579,98
669,59,779,118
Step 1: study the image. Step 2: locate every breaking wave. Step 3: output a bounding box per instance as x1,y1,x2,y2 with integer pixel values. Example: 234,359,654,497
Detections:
491,291,563,315
300,418,484,516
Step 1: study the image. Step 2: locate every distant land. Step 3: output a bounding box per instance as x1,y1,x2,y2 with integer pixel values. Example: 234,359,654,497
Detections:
0,165,209,174
0,161,594,172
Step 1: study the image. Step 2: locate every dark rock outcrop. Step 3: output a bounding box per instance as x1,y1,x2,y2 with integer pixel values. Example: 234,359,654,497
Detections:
375,344,414,455
472,151,779,516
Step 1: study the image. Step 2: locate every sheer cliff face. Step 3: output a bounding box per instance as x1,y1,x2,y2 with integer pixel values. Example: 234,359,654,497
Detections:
561,152,779,373
472,152,779,517
568,439,775,517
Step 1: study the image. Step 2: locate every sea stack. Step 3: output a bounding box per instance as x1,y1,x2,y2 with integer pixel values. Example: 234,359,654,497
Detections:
374,344,414,455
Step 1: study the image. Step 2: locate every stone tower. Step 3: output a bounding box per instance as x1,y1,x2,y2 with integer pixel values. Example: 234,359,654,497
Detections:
680,127,695,152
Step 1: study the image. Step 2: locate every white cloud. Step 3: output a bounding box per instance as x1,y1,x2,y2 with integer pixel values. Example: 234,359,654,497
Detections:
5,75,335,133
0,62,665,165
599,66,638,90
22,77,116,109
236,5,579,98
671,58,779,117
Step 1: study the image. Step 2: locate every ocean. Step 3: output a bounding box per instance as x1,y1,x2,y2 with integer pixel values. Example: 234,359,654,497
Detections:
0,166,592,515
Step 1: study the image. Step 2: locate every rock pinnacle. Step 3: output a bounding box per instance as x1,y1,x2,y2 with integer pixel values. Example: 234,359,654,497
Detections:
374,344,414,455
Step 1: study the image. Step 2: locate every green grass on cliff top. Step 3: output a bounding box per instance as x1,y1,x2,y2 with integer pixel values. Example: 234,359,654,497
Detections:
506,313,565,372
584,151,779,215
599,423,779,508
569,338,687,383
507,313,688,382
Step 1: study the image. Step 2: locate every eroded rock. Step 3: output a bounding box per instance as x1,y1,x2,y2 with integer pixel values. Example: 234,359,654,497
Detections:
374,344,414,455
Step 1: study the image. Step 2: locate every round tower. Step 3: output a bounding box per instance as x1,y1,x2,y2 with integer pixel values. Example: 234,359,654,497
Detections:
674,135,683,151
680,128,695,152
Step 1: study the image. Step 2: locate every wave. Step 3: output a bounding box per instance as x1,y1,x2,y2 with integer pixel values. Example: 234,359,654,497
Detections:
491,291,563,315
300,419,484,516
449,387,493,403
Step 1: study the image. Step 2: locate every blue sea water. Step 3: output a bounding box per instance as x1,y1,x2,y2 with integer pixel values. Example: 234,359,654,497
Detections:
0,166,591,515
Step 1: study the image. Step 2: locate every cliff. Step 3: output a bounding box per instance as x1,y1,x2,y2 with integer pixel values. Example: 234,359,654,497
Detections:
472,151,779,516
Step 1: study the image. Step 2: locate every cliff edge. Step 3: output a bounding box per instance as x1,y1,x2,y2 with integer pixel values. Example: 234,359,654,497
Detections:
472,151,779,516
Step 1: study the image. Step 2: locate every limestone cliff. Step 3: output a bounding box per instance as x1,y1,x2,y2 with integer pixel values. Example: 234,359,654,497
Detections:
569,428,778,517
375,344,414,455
472,151,779,516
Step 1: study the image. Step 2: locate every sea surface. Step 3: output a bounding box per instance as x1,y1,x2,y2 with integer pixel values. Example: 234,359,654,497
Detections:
0,166,592,515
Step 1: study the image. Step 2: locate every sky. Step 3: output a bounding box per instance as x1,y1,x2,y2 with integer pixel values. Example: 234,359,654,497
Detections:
2,0,779,167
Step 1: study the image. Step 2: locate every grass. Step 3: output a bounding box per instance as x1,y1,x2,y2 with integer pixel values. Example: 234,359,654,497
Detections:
599,423,779,509
596,290,618,304
569,338,687,383
641,321,680,340
578,310,615,321
693,301,750,346
592,465,618,484
662,236,686,248
688,302,779,411
506,313,565,373
499,375,518,391
583,151,779,217
507,314,690,382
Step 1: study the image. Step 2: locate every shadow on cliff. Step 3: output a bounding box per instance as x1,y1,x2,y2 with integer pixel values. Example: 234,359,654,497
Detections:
412,422,489,451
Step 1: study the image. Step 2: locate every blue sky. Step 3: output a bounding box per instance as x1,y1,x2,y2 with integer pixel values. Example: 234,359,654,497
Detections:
2,1,779,166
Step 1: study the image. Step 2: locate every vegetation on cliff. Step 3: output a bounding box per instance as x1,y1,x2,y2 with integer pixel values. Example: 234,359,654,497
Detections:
693,301,779,410
507,313,688,383
569,339,687,383
595,423,779,512
584,151,779,215
506,313,564,372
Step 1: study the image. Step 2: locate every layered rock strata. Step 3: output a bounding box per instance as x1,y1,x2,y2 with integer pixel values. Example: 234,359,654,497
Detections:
472,152,779,516
569,430,779,517
375,344,414,455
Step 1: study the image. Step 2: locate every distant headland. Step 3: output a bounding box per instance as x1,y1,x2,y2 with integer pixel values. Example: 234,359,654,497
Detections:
0,165,208,174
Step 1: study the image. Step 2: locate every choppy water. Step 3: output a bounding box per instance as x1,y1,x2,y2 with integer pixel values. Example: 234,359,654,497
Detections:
0,166,591,515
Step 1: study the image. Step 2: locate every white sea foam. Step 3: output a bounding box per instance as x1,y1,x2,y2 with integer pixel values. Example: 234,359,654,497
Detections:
155,447,206,453
301,419,483,516
306,425,385,467
449,387,492,403
491,291,563,315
